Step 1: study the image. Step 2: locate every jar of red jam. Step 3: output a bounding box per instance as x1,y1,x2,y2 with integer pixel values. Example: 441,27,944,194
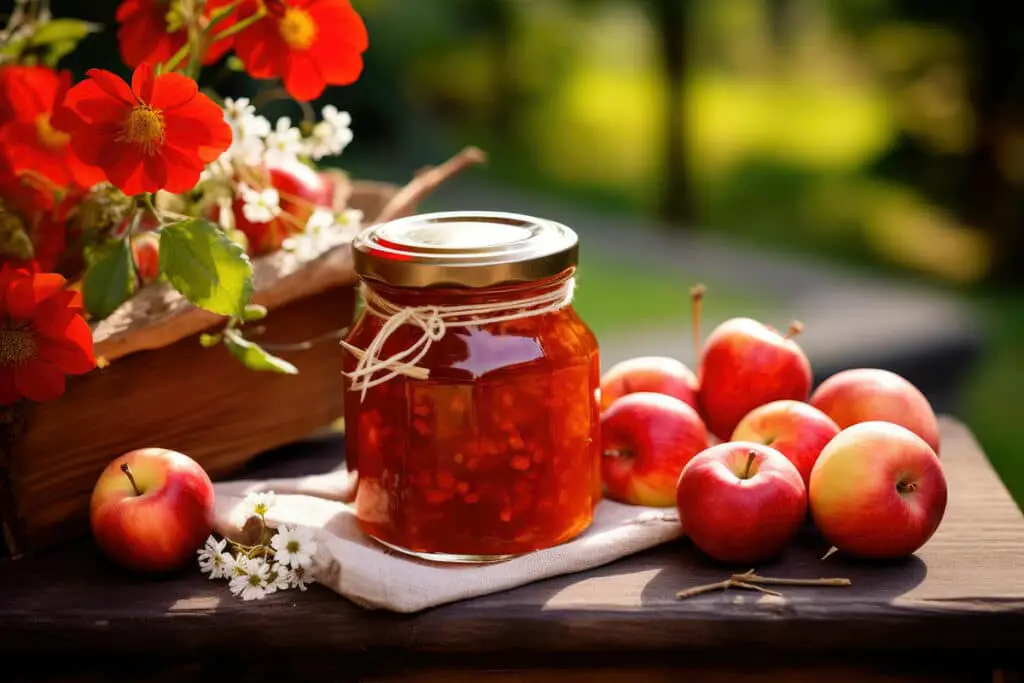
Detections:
342,211,601,563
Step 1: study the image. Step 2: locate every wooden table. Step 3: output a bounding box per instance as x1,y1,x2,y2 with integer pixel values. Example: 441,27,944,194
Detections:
2,417,1022,682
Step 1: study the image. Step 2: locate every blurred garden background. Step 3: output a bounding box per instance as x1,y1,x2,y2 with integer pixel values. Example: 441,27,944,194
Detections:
48,0,1022,505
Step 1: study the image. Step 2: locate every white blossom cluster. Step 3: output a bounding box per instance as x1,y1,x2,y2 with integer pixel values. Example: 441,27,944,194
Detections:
220,98,353,170
196,491,319,601
201,98,357,238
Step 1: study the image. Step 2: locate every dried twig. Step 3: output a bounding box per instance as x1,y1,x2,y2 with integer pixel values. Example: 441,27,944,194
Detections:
676,569,852,600
375,146,488,224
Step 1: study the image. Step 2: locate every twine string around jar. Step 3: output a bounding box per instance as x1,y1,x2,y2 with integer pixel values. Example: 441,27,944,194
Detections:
340,277,576,401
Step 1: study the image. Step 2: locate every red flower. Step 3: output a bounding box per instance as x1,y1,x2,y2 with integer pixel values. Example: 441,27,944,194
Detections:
234,0,368,102
0,264,95,405
53,64,233,197
116,0,238,69
0,66,105,194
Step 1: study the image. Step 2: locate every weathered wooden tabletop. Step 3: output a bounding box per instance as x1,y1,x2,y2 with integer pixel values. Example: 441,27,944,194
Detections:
1,417,1022,682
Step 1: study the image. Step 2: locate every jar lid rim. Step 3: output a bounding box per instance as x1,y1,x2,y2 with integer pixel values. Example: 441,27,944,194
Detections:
352,211,579,288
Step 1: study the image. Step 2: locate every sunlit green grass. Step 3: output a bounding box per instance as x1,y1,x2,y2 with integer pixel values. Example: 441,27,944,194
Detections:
573,251,776,338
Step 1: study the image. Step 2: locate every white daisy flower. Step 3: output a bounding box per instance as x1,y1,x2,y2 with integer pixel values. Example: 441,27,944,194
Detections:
243,490,276,517
223,97,256,124
238,183,281,223
196,535,233,580
265,563,294,594
264,117,303,167
305,208,335,234
290,565,314,592
229,556,270,601
305,105,353,160
270,525,317,569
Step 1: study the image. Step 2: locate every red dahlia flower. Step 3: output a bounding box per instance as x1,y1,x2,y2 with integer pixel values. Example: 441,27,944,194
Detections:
54,64,232,197
0,264,95,405
116,0,238,68
0,66,105,193
234,0,368,102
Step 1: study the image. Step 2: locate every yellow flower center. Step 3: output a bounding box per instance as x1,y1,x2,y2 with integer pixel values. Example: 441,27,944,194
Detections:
119,105,166,156
278,8,317,50
0,324,36,367
35,114,70,150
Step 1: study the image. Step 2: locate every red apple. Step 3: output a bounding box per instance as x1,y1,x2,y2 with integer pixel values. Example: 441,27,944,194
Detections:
809,368,941,454
601,392,709,507
90,448,215,573
676,441,807,564
809,421,946,558
232,159,332,255
731,399,840,488
131,232,161,285
697,317,813,442
600,356,699,412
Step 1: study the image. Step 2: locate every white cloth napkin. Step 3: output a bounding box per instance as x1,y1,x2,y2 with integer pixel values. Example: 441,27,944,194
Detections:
213,469,683,613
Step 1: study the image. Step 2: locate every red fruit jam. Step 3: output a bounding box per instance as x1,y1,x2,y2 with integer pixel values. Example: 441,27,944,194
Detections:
343,212,601,562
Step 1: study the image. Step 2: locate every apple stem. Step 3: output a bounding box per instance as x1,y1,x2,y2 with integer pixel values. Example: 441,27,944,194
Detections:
784,320,804,339
120,463,141,496
690,283,706,361
742,450,757,479
896,480,918,494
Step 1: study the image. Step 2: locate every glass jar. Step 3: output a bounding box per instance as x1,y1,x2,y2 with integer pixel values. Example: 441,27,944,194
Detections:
342,211,601,563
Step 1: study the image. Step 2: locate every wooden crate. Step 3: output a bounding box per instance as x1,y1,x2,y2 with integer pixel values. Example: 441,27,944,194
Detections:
0,181,382,557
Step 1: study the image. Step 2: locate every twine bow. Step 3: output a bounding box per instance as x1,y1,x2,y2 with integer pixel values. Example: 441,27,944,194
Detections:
341,278,576,401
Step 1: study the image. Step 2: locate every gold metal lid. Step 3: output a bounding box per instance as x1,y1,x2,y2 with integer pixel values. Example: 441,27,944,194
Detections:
351,211,579,288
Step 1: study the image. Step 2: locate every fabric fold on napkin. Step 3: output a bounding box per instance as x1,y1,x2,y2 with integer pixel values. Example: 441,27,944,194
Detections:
214,470,683,613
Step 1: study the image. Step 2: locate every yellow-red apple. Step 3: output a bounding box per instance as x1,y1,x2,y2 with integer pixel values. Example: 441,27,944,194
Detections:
131,232,161,285
731,399,840,488
809,421,947,558
600,356,699,412
601,392,709,507
697,317,814,441
231,159,332,256
809,368,940,454
676,441,807,564
90,448,215,573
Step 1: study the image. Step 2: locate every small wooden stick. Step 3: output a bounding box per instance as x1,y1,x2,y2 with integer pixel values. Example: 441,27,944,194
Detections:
675,579,732,600
733,573,851,588
821,546,839,561
676,577,783,600
731,581,784,597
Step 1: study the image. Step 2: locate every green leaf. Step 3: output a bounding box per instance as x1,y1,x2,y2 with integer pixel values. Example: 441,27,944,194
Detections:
30,19,101,46
243,304,267,321
224,331,298,375
199,333,222,348
159,219,254,318
83,239,135,321
225,55,245,72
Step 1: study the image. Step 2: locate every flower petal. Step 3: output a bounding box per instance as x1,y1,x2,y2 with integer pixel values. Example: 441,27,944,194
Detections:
234,9,285,80
163,94,234,162
13,359,66,403
158,144,206,193
282,51,327,103
5,272,65,320
149,71,198,112
84,69,136,106
131,63,156,104
35,334,96,375
98,142,148,196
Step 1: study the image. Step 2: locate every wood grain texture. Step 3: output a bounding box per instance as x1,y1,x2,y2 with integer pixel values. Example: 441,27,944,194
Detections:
5,285,356,555
0,418,1021,669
